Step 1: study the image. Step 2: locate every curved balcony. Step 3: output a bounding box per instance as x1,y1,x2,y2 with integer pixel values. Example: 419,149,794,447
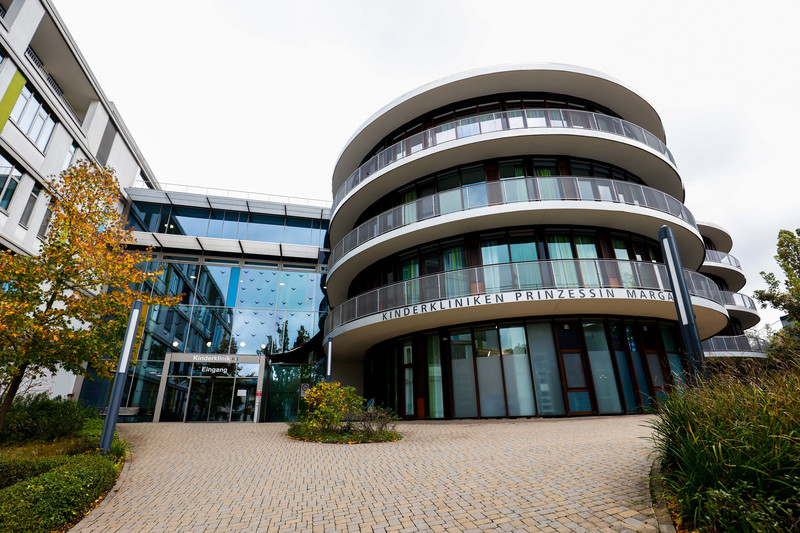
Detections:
332,108,678,211
720,291,760,329
700,250,745,292
702,335,768,358
326,259,729,359
697,221,733,253
329,176,703,301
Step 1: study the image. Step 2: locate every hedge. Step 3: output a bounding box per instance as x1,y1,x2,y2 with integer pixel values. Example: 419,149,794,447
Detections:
0,454,118,533
0,456,70,490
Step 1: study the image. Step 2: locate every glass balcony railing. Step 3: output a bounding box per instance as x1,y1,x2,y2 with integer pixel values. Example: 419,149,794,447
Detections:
720,291,757,311
331,176,695,266
702,335,768,354
334,108,676,208
704,249,742,269
326,259,722,333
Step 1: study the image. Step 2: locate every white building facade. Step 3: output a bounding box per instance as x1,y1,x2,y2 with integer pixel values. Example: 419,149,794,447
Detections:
0,0,158,398
0,2,764,419
323,65,761,418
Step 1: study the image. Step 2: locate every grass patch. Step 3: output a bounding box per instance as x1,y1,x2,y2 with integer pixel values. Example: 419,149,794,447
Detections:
651,364,800,531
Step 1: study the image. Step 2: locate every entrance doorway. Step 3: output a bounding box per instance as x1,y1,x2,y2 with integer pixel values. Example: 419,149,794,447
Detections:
155,354,265,423
185,376,259,422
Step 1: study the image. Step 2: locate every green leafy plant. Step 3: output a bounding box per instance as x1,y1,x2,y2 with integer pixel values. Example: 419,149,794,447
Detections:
0,393,97,444
0,456,69,489
302,381,362,432
650,364,800,531
0,454,118,533
287,381,401,443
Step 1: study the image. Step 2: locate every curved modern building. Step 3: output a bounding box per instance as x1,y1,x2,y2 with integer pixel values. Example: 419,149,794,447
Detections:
324,64,760,419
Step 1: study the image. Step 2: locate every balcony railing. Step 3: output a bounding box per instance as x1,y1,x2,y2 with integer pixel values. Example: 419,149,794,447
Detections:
702,335,768,354
704,249,742,269
331,176,695,266
720,291,757,311
334,108,676,208
24,47,81,125
326,259,722,333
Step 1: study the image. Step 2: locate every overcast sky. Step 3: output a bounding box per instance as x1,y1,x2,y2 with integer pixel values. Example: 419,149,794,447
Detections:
54,0,799,331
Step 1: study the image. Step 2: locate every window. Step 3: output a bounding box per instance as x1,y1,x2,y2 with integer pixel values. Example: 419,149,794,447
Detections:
9,86,57,151
61,142,77,171
19,183,41,227
37,204,52,239
0,153,23,212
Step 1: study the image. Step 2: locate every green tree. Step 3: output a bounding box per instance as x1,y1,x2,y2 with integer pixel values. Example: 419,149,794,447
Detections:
0,162,179,431
293,325,310,348
754,228,800,368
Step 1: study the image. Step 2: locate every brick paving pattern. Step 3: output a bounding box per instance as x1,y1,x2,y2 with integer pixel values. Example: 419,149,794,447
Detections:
73,416,658,532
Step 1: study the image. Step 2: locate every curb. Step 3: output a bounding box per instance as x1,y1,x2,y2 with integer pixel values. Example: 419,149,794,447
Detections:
650,460,677,533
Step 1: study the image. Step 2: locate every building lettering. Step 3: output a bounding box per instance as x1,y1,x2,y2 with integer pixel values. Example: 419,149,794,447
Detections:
379,288,675,322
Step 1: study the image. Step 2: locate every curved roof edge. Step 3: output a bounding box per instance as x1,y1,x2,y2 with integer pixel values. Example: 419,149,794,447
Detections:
333,63,667,190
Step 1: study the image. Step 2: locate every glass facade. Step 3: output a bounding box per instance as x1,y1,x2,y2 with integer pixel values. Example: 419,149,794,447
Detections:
78,199,328,422
130,202,328,248
349,226,662,298
363,317,685,419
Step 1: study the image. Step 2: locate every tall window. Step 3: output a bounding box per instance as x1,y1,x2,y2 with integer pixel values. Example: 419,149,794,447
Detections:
0,153,23,211
10,86,57,151
19,183,42,227
61,142,77,171
37,203,52,239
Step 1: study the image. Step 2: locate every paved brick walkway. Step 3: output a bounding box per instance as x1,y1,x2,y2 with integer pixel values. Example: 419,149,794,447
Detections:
73,416,658,532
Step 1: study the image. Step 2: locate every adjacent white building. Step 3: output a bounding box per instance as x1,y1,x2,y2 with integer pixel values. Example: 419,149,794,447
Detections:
0,0,158,397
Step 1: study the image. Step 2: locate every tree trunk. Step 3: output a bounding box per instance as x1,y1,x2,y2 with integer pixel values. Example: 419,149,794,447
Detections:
0,362,28,433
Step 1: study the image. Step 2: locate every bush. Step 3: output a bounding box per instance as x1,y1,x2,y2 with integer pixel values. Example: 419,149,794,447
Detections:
651,365,800,531
0,454,118,533
0,456,70,489
303,381,362,433
287,382,401,444
0,393,97,443
355,404,398,434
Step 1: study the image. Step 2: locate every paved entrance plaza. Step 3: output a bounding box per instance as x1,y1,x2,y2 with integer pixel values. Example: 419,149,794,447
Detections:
74,416,659,532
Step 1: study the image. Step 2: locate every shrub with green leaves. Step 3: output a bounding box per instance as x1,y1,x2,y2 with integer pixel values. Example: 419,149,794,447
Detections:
0,454,117,533
303,381,363,433
287,381,401,443
0,456,70,489
0,393,97,443
651,365,800,531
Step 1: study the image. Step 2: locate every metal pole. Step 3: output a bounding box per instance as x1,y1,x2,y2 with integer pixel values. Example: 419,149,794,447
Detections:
99,300,143,455
658,226,706,385
325,337,332,382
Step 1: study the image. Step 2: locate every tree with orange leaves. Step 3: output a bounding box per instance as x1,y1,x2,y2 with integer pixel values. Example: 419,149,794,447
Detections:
0,162,179,431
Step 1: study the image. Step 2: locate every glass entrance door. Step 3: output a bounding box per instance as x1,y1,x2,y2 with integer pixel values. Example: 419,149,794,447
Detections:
158,356,263,422
186,378,212,421
185,376,258,422
231,378,258,422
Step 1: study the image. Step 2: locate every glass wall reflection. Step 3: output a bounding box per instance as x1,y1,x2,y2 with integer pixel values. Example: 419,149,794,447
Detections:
365,317,684,420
